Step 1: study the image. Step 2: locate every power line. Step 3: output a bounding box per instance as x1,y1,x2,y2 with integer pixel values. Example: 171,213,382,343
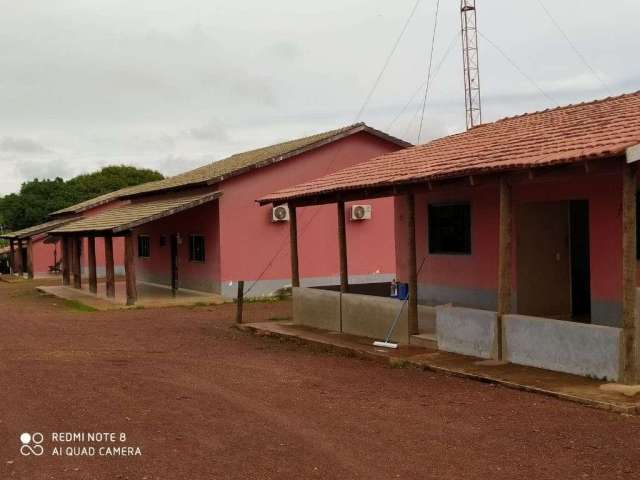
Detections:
355,0,422,121
386,30,460,133
479,31,559,106
417,0,441,144
535,0,612,95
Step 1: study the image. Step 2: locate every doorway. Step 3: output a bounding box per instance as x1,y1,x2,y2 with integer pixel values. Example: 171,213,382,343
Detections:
516,200,591,320
170,234,179,295
569,200,591,320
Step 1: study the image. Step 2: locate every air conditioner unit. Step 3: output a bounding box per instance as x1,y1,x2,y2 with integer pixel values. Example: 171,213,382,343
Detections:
272,204,290,222
351,204,372,221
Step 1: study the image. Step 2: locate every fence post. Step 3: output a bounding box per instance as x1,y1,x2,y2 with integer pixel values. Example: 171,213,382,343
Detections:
235,281,245,324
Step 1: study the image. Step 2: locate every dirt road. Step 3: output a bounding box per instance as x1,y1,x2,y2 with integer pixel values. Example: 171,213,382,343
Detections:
1,280,639,479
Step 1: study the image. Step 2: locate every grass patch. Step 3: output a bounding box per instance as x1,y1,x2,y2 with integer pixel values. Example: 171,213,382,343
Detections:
62,299,98,313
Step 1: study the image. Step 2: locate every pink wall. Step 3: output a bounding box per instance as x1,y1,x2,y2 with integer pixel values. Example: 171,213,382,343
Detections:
30,236,60,276
133,199,221,292
394,163,625,326
218,132,402,287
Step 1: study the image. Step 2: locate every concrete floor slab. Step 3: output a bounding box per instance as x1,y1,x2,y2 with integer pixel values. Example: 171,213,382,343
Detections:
238,320,640,415
38,281,228,310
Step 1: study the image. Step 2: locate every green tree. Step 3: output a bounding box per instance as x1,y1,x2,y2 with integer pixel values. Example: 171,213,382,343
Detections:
0,165,163,232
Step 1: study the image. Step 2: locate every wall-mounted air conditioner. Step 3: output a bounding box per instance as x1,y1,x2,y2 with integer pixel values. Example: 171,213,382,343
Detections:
351,204,372,221
272,204,290,222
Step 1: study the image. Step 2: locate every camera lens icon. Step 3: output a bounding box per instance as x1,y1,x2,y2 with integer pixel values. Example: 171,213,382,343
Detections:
19,432,44,456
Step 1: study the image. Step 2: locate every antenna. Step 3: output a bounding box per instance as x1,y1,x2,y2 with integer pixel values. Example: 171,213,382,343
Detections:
461,0,482,129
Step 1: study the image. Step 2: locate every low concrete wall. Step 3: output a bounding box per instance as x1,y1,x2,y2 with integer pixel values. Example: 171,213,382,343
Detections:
341,293,409,343
436,306,498,359
503,314,621,381
292,287,341,331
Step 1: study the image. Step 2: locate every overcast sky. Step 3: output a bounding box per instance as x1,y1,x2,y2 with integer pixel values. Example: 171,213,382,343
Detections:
0,0,638,194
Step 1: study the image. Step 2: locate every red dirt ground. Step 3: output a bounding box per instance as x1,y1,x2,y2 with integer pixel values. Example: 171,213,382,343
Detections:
1,280,640,480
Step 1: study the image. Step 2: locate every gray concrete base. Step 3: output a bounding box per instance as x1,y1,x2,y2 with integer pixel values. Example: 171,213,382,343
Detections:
292,287,341,331
503,314,621,381
222,273,394,299
435,306,498,359
341,293,409,343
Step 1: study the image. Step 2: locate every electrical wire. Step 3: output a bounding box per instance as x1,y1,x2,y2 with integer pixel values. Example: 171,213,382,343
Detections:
478,31,559,106
535,0,612,95
386,30,459,133
417,0,440,144
355,0,423,121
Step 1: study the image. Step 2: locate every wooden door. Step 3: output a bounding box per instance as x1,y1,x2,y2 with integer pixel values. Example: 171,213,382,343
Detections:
516,201,571,317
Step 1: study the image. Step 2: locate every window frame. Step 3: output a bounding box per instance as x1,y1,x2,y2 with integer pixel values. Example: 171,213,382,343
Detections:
427,201,472,256
189,234,206,263
137,234,151,259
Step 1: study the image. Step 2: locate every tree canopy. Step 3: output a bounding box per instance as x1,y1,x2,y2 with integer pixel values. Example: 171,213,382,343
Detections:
0,165,163,233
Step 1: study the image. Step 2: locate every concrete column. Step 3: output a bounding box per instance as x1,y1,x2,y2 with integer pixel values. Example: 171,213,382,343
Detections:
289,204,300,288
72,236,82,289
124,233,137,305
406,193,419,336
26,238,34,279
337,200,348,294
621,161,638,384
61,236,71,286
87,235,97,294
9,239,15,274
16,239,23,276
496,176,513,360
104,234,116,298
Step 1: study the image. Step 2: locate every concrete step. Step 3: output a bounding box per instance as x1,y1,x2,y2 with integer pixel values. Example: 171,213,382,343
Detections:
410,332,437,350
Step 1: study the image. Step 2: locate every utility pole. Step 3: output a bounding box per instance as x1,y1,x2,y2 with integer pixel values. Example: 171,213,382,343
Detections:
461,0,482,129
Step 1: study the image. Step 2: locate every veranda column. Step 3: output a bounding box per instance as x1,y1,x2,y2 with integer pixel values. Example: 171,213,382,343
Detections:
124,233,137,305
61,236,71,286
406,193,419,336
16,239,23,276
104,234,116,298
26,238,34,279
9,239,15,274
87,235,97,294
289,204,300,288
72,236,82,289
621,161,638,384
337,200,348,294
496,176,513,360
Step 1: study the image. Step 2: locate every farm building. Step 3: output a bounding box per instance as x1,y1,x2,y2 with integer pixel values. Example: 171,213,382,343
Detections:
1,194,127,279
259,91,640,384
49,124,409,304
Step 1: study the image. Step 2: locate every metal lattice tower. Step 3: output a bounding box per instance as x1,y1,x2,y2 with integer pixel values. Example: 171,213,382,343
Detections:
461,0,482,129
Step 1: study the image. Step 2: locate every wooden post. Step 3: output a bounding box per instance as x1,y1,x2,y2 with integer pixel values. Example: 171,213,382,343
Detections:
72,236,82,289
289,204,300,288
26,238,34,279
621,161,638,384
9,239,15,274
337,200,348,294
496,176,513,360
16,239,23,276
104,234,116,298
235,281,245,324
87,235,97,294
62,236,71,285
407,193,419,336
124,233,137,305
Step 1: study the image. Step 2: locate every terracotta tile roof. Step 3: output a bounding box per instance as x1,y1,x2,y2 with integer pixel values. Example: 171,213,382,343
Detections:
51,123,409,216
50,191,222,235
0,217,81,240
258,91,640,205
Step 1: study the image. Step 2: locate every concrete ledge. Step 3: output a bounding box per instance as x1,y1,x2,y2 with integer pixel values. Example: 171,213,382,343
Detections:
503,314,621,381
237,321,640,415
341,293,409,343
292,287,340,331
436,306,498,359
